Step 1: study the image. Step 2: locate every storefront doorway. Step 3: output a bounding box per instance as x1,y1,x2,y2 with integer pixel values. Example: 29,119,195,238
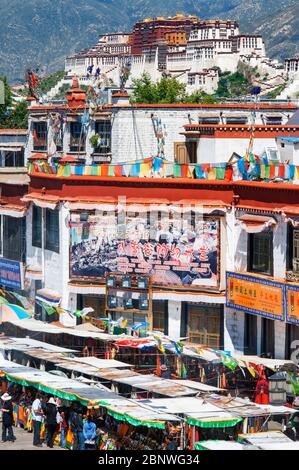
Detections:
152,300,168,334
77,294,106,317
261,317,275,358
183,303,223,349
285,323,299,360
244,313,257,355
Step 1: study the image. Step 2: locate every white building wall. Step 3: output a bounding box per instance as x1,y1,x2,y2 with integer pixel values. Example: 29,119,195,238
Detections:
224,308,245,353
273,214,287,279
274,320,286,359
167,301,182,339
197,137,279,163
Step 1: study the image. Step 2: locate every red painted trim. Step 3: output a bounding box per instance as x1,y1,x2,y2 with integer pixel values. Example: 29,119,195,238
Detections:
129,103,297,110
184,124,299,130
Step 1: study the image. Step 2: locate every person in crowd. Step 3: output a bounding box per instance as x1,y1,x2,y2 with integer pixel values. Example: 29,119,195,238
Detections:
44,397,58,448
31,394,45,447
255,374,270,405
58,406,68,449
83,415,97,450
69,405,84,450
289,411,299,441
160,364,171,379
1,392,15,443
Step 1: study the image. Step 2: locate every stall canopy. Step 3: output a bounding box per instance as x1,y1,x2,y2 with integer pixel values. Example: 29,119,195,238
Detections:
238,431,298,450
139,397,242,429
205,394,296,419
3,319,131,341
194,440,253,451
235,354,294,370
131,379,198,398
0,359,178,429
71,357,132,369
0,336,76,353
170,380,223,393
100,399,179,429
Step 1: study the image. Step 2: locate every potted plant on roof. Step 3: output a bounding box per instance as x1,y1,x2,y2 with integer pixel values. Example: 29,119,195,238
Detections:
89,133,101,153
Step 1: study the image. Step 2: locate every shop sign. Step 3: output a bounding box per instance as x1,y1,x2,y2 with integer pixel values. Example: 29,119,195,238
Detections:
226,272,285,321
70,212,220,290
286,285,299,325
0,258,24,290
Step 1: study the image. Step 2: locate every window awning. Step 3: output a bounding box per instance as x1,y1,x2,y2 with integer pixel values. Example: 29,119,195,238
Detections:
36,288,61,307
25,265,44,281
0,146,23,152
238,214,277,233
0,204,27,218
280,206,299,227
21,193,59,210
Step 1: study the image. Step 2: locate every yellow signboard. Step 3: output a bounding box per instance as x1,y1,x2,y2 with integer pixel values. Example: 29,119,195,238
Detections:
226,272,284,321
286,286,299,325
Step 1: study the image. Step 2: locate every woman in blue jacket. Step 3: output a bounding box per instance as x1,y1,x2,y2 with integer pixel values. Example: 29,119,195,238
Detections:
83,415,97,450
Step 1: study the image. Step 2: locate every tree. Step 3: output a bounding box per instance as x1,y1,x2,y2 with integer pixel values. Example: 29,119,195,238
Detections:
155,74,186,104
216,71,252,98
130,73,159,104
5,101,29,128
0,76,12,126
184,90,219,104
130,73,186,104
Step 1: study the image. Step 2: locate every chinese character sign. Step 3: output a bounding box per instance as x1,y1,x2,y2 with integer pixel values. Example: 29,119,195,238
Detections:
226,272,284,321
70,212,219,289
0,258,24,290
286,286,299,325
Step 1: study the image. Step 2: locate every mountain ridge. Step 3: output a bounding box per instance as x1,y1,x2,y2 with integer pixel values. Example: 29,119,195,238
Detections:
0,0,298,81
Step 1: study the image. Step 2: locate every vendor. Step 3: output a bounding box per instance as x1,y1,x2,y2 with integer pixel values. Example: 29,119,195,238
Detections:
160,364,171,379
289,412,299,441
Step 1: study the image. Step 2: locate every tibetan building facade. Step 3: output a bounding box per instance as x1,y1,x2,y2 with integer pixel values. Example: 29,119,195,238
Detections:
1,82,299,362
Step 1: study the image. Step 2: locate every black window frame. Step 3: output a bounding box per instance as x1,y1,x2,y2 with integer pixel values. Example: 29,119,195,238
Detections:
2,215,26,262
70,122,86,152
32,206,42,248
45,208,60,253
248,230,273,276
2,150,24,167
94,120,112,155
33,122,48,151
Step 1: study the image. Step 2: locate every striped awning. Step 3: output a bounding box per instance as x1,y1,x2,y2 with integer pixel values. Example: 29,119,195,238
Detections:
25,265,44,281
36,288,61,307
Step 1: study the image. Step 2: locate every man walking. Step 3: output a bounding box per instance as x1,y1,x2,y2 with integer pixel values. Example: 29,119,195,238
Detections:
32,394,44,447
1,392,15,443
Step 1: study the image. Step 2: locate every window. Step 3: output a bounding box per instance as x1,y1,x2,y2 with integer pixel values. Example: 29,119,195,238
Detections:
94,120,112,154
187,305,223,348
292,229,299,273
3,216,26,262
70,122,85,152
32,206,42,248
33,122,47,151
226,117,248,125
2,150,24,167
248,231,273,275
261,317,274,358
78,295,106,317
45,209,59,253
153,301,168,334
244,313,257,355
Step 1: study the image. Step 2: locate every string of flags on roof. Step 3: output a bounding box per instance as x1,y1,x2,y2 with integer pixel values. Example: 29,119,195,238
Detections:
28,154,299,182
